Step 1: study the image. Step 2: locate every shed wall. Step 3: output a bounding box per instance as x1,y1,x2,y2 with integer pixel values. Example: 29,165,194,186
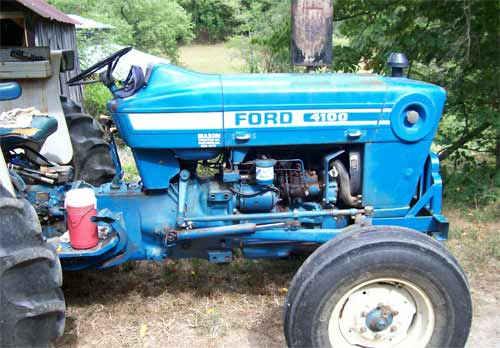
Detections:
25,13,83,105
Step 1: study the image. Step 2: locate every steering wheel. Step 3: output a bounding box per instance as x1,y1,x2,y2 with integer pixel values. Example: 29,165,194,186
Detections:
67,46,132,86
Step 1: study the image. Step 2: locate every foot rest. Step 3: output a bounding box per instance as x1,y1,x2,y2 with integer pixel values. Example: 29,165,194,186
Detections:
55,233,119,258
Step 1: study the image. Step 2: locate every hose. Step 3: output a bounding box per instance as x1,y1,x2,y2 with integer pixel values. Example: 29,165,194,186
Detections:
332,160,360,207
15,145,54,166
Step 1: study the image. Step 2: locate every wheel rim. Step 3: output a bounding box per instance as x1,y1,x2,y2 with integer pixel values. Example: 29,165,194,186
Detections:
328,278,435,348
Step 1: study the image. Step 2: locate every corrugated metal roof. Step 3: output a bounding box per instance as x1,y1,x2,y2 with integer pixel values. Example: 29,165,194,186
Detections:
15,0,80,25
67,14,114,29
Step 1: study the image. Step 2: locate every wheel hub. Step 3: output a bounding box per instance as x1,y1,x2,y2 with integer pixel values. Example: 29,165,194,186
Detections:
365,305,394,332
337,282,419,347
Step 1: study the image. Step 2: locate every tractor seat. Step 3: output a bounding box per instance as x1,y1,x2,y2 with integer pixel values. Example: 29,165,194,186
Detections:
0,115,58,152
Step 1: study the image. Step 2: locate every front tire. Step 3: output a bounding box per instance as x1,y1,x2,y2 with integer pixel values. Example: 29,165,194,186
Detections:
284,226,472,348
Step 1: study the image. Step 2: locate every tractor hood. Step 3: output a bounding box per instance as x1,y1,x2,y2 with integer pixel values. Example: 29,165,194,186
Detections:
110,63,445,149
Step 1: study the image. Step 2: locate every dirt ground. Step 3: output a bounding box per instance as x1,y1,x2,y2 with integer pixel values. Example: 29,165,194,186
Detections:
55,209,500,348
466,261,500,348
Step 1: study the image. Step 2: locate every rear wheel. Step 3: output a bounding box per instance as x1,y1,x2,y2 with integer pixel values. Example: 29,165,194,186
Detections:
284,226,472,348
61,97,115,186
0,195,65,348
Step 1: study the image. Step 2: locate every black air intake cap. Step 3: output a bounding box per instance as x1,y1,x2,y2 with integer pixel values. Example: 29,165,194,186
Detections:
387,52,409,77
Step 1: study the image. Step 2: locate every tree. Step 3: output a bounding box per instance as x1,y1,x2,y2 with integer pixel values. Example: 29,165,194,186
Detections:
119,0,193,59
333,0,499,169
48,0,194,61
229,0,292,72
179,0,241,42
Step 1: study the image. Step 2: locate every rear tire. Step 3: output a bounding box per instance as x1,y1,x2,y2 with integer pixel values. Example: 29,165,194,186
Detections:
284,226,472,348
0,196,65,348
61,96,115,186
64,111,115,186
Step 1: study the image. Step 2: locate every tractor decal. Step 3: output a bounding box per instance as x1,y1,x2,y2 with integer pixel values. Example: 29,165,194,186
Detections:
125,108,392,130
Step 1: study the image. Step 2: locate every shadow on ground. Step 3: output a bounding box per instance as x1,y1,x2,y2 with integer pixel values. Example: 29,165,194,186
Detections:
57,258,303,348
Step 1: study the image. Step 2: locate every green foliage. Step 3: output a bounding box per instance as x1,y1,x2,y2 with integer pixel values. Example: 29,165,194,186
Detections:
82,83,112,117
442,160,499,207
48,0,194,61
333,0,499,166
48,0,100,14
179,0,241,42
120,0,194,60
229,0,291,72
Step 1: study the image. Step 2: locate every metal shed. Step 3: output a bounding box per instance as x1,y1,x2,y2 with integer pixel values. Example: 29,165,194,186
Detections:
0,0,83,104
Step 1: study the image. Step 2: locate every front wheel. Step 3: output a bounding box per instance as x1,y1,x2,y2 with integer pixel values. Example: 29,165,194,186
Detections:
284,226,472,348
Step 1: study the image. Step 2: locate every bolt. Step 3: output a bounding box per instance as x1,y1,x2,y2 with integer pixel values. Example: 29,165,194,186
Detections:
406,110,420,124
360,327,367,333
166,231,177,242
390,326,397,333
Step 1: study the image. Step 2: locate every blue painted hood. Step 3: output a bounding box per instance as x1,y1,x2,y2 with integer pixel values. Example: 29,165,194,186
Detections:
110,63,445,149
113,63,444,113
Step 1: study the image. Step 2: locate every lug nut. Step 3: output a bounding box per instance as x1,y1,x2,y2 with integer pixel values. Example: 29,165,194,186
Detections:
393,310,399,316
361,311,367,317
391,326,397,332
360,327,367,333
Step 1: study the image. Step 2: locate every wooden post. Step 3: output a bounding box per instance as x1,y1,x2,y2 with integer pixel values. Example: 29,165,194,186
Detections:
291,0,333,69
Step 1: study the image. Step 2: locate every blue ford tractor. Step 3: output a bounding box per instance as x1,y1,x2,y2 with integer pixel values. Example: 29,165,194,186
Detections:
0,47,472,348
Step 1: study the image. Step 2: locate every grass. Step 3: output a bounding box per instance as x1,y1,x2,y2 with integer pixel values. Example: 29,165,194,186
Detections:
57,258,299,348
445,203,500,271
178,43,246,73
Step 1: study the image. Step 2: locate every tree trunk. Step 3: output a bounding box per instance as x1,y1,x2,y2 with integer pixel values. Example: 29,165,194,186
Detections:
496,124,500,173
